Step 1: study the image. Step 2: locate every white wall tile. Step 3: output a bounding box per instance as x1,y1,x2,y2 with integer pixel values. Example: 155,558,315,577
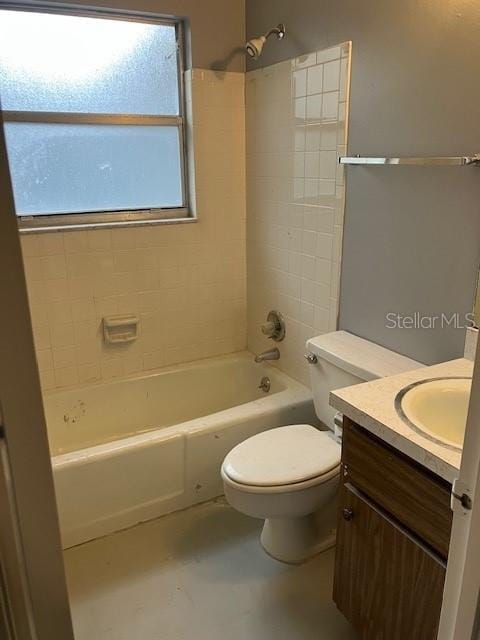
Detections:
294,52,317,69
293,69,307,97
323,60,341,92
21,47,351,392
37,233,64,256
317,46,341,64
247,43,351,385
305,152,320,178
321,127,338,151
322,92,340,121
305,126,321,152
307,65,323,95
22,70,247,390
54,366,78,389
306,94,322,122
295,97,306,120
320,150,338,179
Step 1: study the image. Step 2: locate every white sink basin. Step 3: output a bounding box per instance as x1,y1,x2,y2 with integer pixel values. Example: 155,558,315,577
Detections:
396,377,471,450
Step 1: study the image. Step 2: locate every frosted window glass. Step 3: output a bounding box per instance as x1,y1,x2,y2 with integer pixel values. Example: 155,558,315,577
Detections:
0,10,179,115
4,123,183,215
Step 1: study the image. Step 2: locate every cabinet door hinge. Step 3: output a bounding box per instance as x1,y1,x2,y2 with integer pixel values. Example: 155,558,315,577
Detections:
451,478,473,511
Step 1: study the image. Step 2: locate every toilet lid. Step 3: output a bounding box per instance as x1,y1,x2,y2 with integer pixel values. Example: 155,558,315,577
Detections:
222,424,341,487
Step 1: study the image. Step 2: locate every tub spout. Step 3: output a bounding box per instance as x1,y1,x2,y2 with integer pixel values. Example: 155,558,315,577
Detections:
254,348,280,363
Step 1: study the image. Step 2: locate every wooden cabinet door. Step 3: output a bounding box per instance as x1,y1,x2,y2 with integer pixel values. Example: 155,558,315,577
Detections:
334,483,446,640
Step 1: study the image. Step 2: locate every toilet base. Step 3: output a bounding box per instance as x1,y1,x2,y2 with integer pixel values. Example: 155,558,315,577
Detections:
260,514,336,564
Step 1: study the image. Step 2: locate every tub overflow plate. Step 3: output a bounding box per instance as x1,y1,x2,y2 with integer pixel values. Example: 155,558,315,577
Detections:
258,376,271,393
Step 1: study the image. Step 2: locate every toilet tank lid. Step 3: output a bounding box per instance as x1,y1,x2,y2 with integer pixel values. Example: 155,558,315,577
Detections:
306,331,423,381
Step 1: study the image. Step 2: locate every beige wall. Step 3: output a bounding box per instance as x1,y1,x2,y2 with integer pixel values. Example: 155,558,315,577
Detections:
21,70,246,390
33,0,246,71
247,0,480,364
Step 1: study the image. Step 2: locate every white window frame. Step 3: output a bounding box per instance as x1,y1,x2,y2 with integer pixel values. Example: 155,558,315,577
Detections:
0,4,192,233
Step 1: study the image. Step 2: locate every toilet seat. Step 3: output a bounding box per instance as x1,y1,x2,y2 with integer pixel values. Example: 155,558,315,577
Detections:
222,424,341,488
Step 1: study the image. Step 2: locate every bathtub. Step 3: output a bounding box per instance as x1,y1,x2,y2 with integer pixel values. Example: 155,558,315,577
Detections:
45,352,316,548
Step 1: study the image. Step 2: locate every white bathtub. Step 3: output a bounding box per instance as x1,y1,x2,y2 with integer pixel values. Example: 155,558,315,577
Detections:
45,352,316,548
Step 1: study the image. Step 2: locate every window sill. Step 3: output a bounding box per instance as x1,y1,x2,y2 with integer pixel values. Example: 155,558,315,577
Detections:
18,209,196,234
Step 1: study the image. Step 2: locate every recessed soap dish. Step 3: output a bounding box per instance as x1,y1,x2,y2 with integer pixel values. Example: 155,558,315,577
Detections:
103,315,139,345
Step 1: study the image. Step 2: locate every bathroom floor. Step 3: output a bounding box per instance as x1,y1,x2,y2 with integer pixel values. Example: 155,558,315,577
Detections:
65,499,357,640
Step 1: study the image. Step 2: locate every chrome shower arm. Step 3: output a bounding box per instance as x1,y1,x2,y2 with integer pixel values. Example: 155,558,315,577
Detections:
265,24,286,40
246,23,286,59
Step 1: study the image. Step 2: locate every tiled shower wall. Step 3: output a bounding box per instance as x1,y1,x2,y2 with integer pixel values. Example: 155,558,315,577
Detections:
246,43,351,385
20,70,246,391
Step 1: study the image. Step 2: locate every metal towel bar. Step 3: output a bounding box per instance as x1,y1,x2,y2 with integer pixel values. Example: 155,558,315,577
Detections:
339,155,480,166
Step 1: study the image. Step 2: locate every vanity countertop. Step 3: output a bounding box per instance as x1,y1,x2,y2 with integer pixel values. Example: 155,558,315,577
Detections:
330,358,474,483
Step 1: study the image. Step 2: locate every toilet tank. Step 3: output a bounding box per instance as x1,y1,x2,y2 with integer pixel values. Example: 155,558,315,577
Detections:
306,331,422,430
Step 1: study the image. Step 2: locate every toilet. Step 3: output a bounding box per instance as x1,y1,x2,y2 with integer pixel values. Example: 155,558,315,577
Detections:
221,331,421,564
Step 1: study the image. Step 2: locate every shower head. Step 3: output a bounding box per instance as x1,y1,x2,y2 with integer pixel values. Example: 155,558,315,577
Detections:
246,23,286,60
246,35,267,60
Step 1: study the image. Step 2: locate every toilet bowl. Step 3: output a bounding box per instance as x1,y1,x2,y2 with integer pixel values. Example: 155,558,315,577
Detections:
221,424,340,563
221,331,422,564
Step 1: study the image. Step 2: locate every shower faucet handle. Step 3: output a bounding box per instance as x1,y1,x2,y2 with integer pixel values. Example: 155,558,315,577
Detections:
261,321,277,337
261,310,285,342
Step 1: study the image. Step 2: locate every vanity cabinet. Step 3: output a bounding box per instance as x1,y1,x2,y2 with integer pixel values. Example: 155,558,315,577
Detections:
333,418,453,640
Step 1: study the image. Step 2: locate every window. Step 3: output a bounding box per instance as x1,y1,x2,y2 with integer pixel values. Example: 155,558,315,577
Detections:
0,7,189,231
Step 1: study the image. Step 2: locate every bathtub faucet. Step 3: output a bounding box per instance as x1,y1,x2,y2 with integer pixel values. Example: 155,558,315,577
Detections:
254,348,280,363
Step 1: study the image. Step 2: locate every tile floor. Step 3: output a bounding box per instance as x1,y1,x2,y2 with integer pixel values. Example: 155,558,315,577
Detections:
65,498,357,640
